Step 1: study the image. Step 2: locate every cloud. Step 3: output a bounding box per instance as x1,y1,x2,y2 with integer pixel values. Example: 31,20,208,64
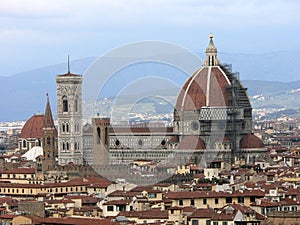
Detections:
0,0,299,75
0,0,67,18
2,0,299,29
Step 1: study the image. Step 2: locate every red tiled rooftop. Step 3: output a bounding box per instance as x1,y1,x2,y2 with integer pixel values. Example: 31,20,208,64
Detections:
0,214,17,219
44,177,112,188
107,190,141,198
167,189,265,199
42,216,117,225
65,195,101,203
1,167,36,174
119,208,168,220
46,199,74,204
189,208,215,219
178,135,206,150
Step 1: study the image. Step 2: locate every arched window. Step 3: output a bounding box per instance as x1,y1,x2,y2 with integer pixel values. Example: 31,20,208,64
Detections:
62,96,68,112
62,142,66,150
66,123,69,133
97,127,101,144
22,140,26,148
66,142,69,150
62,123,66,132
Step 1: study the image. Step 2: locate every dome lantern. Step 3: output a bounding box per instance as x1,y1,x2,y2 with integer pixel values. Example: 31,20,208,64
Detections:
204,33,219,66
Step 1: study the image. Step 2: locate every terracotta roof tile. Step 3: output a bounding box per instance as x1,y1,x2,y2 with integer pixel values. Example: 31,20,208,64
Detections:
119,208,168,220
104,199,132,205
1,167,35,174
42,217,117,225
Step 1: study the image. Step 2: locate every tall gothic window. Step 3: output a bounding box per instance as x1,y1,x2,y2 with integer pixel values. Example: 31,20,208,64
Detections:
62,95,68,112
62,122,69,133
105,127,108,145
97,127,101,144
74,96,78,112
22,140,26,148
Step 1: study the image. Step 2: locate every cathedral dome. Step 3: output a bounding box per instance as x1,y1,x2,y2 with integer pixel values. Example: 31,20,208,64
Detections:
178,136,206,150
174,34,252,116
175,35,231,111
20,114,44,139
240,134,265,149
175,66,230,111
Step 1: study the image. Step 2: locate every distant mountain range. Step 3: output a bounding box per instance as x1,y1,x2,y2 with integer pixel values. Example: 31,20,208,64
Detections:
0,50,299,121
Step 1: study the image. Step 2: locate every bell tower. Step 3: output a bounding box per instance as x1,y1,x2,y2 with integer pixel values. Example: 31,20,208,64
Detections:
92,118,110,166
40,94,57,172
56,59,83,165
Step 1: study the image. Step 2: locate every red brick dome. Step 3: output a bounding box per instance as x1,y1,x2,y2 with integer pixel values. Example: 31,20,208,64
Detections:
20,114,44,139
240,134,265,149
178,136,206,150
175,66,230,111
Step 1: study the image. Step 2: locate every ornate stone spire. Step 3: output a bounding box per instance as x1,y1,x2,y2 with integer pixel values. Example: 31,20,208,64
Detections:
204,33,219,66
44,94,55,128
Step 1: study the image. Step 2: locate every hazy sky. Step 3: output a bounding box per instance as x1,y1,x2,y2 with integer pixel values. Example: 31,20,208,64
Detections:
1,0,299,76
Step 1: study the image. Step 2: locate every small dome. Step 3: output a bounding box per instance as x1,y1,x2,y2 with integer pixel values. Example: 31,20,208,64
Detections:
178,136,206,150
20,114,44,139
240,134,265,149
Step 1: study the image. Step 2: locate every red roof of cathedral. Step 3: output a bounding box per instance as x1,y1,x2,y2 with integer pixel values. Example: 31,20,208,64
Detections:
178,136,206,150
20,114,44,139
240,134,265,149
20,97,57,139
175,66,230,111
